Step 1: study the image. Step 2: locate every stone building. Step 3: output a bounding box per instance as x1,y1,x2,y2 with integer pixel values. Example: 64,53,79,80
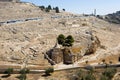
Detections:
0,0,20,2
63,47,82,64
47,46,82,64
50,48,63,63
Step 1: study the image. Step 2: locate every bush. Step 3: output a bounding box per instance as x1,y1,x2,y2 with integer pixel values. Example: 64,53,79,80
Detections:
57,34,65,45
45,67,54,75
39,6,45,10
48,5,52,10
19,68,29,74
85,65,94,72
18,74,26,80
63,9,65,11
82,23,88,26
84,73,96,80
18,68,29,80
55,7,60,13
4,68,13,76
45,7,50,12
100,75,108,80
76,69,84,80
103,68,117,79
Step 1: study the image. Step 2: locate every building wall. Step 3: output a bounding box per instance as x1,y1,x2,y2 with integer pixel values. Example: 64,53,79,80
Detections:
51,48,63,64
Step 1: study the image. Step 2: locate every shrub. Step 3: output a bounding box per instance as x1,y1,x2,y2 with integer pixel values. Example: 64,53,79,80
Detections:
18,74,26,80
100,75,108,80
45,7,50,12
55,7,60,13
39,6,45,10
63,9,65,11
84,73,96,80
103,68,117,79
18,68,29,80
45,67,54,75
19,68,29,74
48,5,52,10
57,34,65,45
76,69,84,80
4,68,13,76
82,23,88,26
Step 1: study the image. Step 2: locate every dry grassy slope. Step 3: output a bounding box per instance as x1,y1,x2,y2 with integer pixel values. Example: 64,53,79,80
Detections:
79,18,120,64
0,2,120,80
0,2,46,21
0,1,120,68
0,2,74,22
0,17,93,64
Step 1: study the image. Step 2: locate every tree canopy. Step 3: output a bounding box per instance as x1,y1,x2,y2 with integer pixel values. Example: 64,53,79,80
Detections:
57,34,74,47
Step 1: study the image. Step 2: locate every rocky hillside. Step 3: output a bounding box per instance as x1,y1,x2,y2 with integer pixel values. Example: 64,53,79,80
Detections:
0,1,120,65
0,2,45,22
104,11,120,24
0,1,120,80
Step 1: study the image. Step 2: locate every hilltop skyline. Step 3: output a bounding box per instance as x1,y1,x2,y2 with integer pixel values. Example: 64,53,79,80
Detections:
21,0,120,15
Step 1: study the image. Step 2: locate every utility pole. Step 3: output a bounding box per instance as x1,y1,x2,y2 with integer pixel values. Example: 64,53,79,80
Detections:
94,9,96,16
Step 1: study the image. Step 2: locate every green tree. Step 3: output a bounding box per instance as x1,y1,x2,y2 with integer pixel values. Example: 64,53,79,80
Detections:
48,5,52,10
57,34,74,47
39,6,45,10
18,74,26,80
57,34,65,45
18,68,29,80
45,67,54,76
100,75,108,80
4,68,13,76
63,35,74,47
63,9,65,11
55,7,60,13
84,73,96,80
45,7,50,12
103,68,117,79
53,7,55,10
19,68,29,74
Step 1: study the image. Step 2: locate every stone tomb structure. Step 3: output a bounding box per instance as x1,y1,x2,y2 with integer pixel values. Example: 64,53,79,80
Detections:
47,47,82,64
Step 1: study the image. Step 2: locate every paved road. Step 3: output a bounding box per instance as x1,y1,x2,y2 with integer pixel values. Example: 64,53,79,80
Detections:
0,15,86,25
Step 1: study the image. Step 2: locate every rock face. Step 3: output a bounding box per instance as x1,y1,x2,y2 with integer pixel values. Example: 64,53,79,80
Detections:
85,36,101,55
63,47,78,64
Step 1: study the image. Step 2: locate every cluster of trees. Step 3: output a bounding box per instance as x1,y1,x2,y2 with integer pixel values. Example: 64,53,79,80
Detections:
100,68,117,80
3,68,29,80
71,67,117,80
2,67,54,80
39,5,65,13
57,34,74,47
